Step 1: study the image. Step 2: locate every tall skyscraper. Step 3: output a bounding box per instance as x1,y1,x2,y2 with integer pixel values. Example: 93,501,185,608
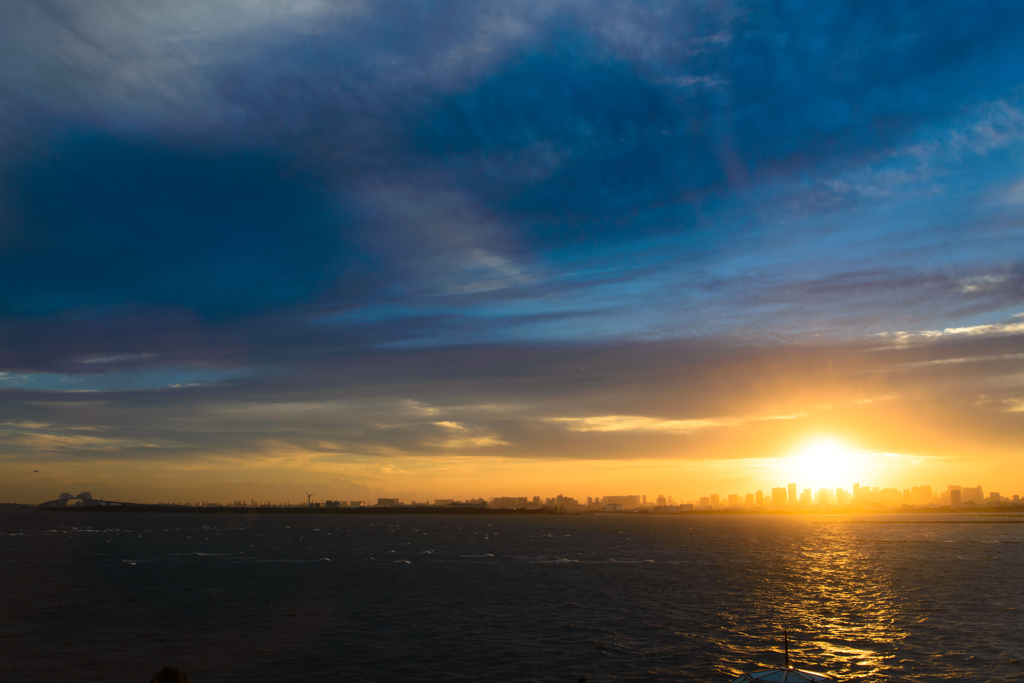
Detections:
772,487,787,505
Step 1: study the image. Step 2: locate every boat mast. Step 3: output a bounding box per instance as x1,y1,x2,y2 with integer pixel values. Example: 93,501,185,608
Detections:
784,628,789,668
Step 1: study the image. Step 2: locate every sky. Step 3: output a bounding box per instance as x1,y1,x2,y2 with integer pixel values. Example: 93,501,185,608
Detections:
1,0,1024,504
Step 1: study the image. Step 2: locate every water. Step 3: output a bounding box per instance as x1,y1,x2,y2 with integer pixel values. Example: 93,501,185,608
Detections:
1,511,1022,682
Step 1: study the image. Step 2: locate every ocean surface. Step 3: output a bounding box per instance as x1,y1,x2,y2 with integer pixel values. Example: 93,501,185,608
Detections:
1,511,1022,683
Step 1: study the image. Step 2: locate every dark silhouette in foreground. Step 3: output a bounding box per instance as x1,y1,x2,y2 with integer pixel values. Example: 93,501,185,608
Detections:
150,665,189,683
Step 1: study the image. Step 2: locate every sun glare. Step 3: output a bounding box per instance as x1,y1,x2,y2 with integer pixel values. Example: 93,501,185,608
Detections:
788,437,862,489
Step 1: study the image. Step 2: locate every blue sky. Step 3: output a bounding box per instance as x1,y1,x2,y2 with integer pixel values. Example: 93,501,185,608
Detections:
1,0,1023,501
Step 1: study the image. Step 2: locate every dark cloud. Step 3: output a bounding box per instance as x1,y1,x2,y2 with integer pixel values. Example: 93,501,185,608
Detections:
0,134,362,313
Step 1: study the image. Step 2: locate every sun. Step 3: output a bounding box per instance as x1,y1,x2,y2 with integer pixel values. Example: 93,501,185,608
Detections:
787,437,861,490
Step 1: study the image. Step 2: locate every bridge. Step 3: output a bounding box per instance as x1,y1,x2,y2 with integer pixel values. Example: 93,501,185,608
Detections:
37,492,143,508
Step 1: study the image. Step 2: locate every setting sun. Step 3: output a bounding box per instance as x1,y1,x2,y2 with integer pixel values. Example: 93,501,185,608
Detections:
785,437,864,489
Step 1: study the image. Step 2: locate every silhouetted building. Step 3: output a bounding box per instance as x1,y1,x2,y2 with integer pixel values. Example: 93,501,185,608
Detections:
961,485,984,504
603,495,641,509
490,497,528,509
771,487,787,506
920,485,932,504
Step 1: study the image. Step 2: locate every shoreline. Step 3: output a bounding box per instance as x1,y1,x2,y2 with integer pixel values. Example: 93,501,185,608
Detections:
7,504,1024,517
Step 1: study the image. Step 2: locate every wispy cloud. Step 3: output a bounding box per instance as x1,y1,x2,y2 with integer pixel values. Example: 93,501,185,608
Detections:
547,413,801,435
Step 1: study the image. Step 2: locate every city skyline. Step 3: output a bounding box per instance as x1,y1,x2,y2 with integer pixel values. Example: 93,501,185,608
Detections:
18,475,1021,510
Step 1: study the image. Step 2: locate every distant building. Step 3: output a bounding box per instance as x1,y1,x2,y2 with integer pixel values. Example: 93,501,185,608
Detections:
710,494,720,508
555,494,583,510
817,488,831,505
879,488,902,506
920,485,932,504
835,488,846,505
745,493,755,505
728,494,739,507
755,490,764,505
349,501,365,507
800,489,812,505
950,489,962,506
603,495,641,509
771,487,787,506
699,496,710,507
490,497,528,509
434,499,454,507
679,503,694,511
604,503,623,511
788,483,797,504
656,495,667,506
961,486,984,504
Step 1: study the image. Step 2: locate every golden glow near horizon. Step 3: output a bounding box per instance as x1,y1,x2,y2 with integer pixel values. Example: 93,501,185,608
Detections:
1,376,1020,504
783,437,864,490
